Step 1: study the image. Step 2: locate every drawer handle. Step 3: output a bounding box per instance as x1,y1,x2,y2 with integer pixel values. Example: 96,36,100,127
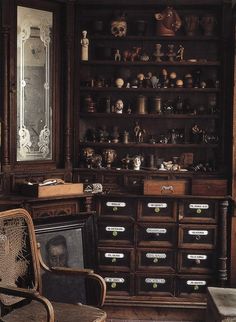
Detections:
154,207,160,213
196,209,202,214
195,259,201,264
195,235,201,240
112,207,118,212
153,258,159,263
111,282,117,289
112,231,118,237
153,283,158,289
161,185,174,193
194,285,199,291
111,258,117,263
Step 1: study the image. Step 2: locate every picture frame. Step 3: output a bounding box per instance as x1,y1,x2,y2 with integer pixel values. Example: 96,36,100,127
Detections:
34,214,95,303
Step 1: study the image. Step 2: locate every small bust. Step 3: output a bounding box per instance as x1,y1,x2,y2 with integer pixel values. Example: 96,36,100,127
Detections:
132,155,143,170
114,99,124,113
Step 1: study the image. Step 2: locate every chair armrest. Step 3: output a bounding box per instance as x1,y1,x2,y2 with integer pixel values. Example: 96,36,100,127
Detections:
37,243,106,307
49,268,106,307
0,285,54,322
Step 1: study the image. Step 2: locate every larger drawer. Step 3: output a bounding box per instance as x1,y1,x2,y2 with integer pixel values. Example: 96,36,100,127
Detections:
137,223,177,247
29,200,79,219
136,248,176,273
178,224,217,249
98,220,134,245
178,200,218,223
139,198,177,222
98,198,137,218
136,274,175,297
176,275,213,299
98,247,134,271
101,272,133,296
178,250,216,274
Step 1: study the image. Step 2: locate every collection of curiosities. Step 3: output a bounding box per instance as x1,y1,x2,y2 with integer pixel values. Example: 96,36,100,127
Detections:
80,7,218,172
80,7,218,90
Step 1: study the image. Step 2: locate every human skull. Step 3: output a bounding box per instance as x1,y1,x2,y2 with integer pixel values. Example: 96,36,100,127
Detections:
111,20,127,37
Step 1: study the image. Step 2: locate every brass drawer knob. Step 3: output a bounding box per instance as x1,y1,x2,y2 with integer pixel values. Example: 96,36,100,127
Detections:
112,207,118,212
111,258,117,263
112,231,118,236
153,283,158,289
111,282,117,289
154,207,160,213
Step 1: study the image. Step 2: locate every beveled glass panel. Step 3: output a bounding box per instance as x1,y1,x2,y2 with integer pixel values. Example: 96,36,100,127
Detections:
17,6,52,161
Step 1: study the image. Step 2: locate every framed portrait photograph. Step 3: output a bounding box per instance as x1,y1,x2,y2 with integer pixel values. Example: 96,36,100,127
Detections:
34,214,95,304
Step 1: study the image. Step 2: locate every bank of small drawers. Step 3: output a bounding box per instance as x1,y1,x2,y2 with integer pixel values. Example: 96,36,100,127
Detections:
97,196,220,299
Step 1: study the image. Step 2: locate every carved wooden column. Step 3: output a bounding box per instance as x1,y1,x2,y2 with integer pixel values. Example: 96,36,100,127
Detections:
218,200,229,287
64,0,76,178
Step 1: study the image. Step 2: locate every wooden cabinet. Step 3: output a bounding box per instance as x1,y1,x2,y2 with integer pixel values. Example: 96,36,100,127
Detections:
96,194,229,306
74,0,233,307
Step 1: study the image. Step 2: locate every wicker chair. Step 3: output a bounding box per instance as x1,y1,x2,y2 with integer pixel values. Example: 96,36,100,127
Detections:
0,208,107,322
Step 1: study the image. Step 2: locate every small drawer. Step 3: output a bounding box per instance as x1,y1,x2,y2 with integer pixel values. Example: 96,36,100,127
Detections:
136,248,176,273
98,198,137,218
102,272,133,296
136,274,175,296
178,250,216,274
30,201,78,219
176,275,213,298
98,247,134,271
178,200,218,223
102,173,123,192
98,220,134,246
124,174,146,194
139,198,177,222
137,223,177,247
178,224,217,249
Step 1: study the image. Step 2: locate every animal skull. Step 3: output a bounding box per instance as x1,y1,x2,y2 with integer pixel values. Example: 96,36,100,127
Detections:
111,20,127,37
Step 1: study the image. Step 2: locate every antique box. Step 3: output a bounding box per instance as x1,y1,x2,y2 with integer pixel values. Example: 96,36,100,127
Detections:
143,179,189,196
191,179,228,196
21,182,84,198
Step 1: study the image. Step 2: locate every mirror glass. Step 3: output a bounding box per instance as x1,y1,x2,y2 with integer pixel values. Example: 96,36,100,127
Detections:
17,6,53,161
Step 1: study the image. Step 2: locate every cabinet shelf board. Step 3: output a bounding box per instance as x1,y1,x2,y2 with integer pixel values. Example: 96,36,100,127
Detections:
81,60,220,66
90,35,219,42
80,87,220,93
79,142,218,148
80,113,219,119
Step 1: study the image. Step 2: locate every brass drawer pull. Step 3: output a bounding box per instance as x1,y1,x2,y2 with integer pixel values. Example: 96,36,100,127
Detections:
161,185,174,193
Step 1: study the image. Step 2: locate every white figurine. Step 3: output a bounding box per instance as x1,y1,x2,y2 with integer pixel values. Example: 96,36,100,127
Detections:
81,30,89,61
176,44,184,61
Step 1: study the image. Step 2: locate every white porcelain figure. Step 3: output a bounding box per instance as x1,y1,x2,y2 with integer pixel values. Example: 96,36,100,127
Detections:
81,30,89,61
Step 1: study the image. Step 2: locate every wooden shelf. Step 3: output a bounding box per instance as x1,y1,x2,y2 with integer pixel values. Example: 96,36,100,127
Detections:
80,113,219,119
90,35,219,41
79,142,218,148
81,60,220,66
80,87,220,93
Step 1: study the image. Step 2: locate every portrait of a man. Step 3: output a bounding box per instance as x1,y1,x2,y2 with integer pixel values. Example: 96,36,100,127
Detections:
45,235,69,268
36,224,86,304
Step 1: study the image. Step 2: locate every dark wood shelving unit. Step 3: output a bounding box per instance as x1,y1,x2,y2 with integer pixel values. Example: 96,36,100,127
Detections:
75,0,232,309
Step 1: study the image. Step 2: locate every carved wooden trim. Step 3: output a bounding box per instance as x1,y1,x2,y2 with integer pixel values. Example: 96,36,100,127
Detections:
218,200,229,286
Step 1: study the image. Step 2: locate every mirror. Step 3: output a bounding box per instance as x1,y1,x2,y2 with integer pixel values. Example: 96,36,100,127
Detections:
17,6,53,161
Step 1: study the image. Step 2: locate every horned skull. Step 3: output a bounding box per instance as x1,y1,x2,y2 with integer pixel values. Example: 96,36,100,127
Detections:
111,20,127,37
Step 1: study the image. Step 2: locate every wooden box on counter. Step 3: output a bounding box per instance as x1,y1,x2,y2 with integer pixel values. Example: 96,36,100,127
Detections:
192,179,228,196
21,182,84,198
143,180,189,196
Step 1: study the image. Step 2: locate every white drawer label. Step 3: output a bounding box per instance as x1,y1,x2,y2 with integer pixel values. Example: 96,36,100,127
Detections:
145,278,166,284
187,255,207,260
146,228,167,234
105,277,124,283
188,230,208,235
106,226,125,232
187,280,206,286
106,202,126,207
146,253,167,259
147,203,167,208
105,253,124,258
189,204,209,209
